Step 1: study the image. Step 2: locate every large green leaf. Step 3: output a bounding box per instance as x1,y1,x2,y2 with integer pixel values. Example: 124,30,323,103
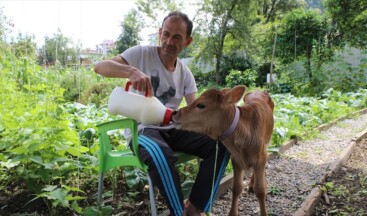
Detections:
124,167,147,189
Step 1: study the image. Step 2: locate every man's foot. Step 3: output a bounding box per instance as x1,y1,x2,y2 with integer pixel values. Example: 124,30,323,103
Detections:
182,200,202,216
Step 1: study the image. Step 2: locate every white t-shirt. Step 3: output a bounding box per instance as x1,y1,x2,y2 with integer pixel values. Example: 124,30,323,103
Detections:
121,45,197,132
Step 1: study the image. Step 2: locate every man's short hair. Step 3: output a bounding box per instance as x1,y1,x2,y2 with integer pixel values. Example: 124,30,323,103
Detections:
162,11,193,37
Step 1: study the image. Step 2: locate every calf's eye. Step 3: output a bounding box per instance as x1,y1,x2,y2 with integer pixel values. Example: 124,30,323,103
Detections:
196,103,206,109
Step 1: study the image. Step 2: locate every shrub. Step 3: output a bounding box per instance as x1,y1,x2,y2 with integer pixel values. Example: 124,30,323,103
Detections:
59,68,98,102
191,65,216,89
80,82,117,107
220,52,254,84
225,69,257,88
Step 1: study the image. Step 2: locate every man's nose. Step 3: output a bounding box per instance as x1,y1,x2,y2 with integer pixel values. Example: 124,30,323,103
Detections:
166,36,174,45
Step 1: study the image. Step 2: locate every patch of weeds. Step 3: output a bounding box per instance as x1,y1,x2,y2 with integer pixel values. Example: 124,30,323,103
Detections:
332,185,349,197
359,173,367,188
267,186,282,195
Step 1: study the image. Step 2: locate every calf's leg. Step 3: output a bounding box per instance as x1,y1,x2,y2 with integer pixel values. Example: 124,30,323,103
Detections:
253,159,268,216
228,159,244,216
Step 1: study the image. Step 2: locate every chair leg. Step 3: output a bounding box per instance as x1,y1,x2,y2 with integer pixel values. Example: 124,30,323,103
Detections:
97,173,104,205
147,176,157,216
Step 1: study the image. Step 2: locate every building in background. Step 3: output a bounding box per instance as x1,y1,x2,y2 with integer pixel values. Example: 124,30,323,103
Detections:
96,39,116,55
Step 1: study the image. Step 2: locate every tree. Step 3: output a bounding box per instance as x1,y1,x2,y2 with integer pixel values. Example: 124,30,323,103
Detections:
0,5,11,64
277,9,328,70
273,9,330,95
324,0,367,49
0,5,12,42
195,0,257,84
40,29,80,66
257,0,306,23
11,33,37,59
136,0,183,30
116,9,144,53
0,6,6,40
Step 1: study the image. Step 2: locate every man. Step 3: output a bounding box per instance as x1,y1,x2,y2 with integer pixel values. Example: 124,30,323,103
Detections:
94,11,229,216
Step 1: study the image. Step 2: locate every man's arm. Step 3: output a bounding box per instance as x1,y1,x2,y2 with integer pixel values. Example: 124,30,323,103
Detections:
185,92,196,105
94,55,153,96
94,56,131,78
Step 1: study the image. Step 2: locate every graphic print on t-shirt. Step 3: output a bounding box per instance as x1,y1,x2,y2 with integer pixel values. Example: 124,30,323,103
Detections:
151,69,176,105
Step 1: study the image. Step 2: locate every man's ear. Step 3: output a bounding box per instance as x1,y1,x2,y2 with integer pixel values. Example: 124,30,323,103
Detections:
185,36,193,47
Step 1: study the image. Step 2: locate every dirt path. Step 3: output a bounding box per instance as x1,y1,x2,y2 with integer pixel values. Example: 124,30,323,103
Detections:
211,112,367,216
312,138,367,216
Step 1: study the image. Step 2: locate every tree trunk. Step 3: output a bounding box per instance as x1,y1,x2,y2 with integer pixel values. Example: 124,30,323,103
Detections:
214,0,238,85
215,52,222,84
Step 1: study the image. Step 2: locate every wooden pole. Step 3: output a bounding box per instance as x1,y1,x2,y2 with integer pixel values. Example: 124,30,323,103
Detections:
294,29,297,60
270,31,277,90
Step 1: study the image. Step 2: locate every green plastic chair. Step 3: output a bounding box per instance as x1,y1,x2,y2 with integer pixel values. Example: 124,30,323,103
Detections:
97,118,197,215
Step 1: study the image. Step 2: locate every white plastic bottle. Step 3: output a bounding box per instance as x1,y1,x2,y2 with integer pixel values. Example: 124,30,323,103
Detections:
108,82,173,125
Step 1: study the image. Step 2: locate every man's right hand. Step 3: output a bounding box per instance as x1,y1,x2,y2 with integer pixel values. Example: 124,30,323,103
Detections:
128,70,154,97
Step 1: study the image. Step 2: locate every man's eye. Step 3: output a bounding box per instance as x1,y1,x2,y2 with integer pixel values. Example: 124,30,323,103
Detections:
196,103,205,109
174,35,182,40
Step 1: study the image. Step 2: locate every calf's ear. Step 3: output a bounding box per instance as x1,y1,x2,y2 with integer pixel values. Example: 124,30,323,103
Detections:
223,85,246,104
220,88,231,94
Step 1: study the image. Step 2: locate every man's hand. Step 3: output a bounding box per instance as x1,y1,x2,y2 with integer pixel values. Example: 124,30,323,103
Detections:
128,69,154,97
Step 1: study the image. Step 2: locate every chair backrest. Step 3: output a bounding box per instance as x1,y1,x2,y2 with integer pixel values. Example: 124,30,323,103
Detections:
97,118,146,172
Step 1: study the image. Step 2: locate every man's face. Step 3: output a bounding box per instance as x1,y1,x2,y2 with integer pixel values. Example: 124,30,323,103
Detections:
159,16,192,57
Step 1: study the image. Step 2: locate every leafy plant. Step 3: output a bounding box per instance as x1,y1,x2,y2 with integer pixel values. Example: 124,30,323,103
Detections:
29,185,86,214
82,205,113,216
269,88,366,147
267,186,282,195
191,65,217,89
225,69,257,88
124,167,148,189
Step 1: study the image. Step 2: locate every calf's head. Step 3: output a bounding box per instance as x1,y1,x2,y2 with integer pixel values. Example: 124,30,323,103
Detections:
173,86,246,140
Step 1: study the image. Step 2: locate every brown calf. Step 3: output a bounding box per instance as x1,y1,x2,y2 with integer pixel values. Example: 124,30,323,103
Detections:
173,86,274,216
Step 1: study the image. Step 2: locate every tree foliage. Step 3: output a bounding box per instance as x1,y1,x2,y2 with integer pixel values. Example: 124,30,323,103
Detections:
257,0,306,23
136,0,183,29
116,9,144,53
39,29,80,66
277,9,328,68
195,0,256,84
272,9,329,95
324,0,367,49
225,68,257,87
0,6,12,69
0,5,8,40
11,33,37,60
